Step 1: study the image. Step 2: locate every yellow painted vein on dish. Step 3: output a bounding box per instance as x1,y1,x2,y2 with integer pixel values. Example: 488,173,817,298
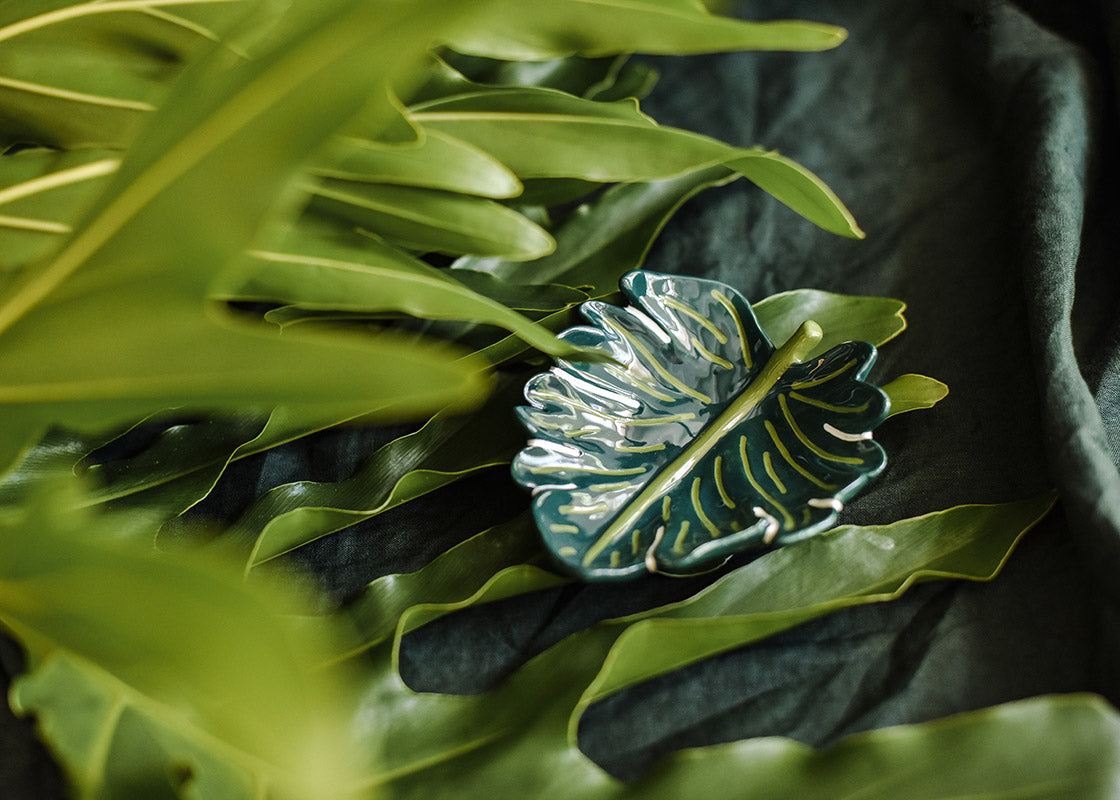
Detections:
763,421,837,490
692,337,735,370
531,388,603,415
590,481,634,492
779,395,863,465
559,546,578,557
662,495,672,522
550,524,580,534
713,455,736,508
601,316,712,403
631,529,642,554
691,477,721,538
712,289,752,368
739,436,794,529
664,296,728,343
565,427,598,438
527,465,647,476
610,551,621,567
604,364,676,402
622,413,696,427
791,358,857,389
525,417,571,432
762,450,787,494
673,521,691,554
558,502,610,515
617,442,666,453
789,391,869,414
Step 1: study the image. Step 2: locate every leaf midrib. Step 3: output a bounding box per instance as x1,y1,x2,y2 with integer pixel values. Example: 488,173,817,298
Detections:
0,75,154,110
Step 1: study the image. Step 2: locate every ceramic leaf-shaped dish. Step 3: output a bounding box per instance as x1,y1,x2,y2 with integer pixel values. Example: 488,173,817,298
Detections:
512,270,890,581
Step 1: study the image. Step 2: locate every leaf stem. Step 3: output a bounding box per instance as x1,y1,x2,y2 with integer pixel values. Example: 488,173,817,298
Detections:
582,320,823,566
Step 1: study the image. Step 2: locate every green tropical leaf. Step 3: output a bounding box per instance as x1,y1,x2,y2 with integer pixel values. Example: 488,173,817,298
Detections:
456,165,740,303
0,0,248,148
446,0,847,61
725,149,866,239
513,270,891,580
308,177,555,258
438,53,651,100
628,694,1120,799
752,289,905,359
882,373,950,416
2,480,367,800
409,87,863,237
587,59,659,102
0,0,500,476
409,87,744,182
0,149,119,276
341,495,1058,798
227,222,589,357
313,129,522,198
577,496,1054,704
0,413,268,531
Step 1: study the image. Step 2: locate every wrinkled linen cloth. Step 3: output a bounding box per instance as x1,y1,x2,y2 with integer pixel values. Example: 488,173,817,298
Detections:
3,0,1119,792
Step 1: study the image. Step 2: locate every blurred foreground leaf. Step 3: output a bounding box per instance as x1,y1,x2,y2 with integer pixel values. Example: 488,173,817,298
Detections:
0,0,251,148
2,481,367,800
0,0,506,476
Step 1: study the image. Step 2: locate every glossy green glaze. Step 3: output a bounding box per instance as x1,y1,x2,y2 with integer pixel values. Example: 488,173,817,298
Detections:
512,271,890,581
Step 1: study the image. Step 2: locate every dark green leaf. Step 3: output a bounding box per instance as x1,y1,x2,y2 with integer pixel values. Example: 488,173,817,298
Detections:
234,384,530,567
342,515,568,652
624,695,1120,799
343,496,1057,797
441,53,636,99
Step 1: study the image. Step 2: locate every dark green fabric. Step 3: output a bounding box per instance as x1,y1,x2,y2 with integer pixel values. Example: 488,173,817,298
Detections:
5,0,1120,793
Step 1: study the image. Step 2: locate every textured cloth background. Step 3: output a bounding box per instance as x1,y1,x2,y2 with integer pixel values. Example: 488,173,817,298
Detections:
3,0,1120,793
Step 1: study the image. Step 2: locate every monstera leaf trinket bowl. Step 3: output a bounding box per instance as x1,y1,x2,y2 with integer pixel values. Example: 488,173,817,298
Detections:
512,270,890,581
